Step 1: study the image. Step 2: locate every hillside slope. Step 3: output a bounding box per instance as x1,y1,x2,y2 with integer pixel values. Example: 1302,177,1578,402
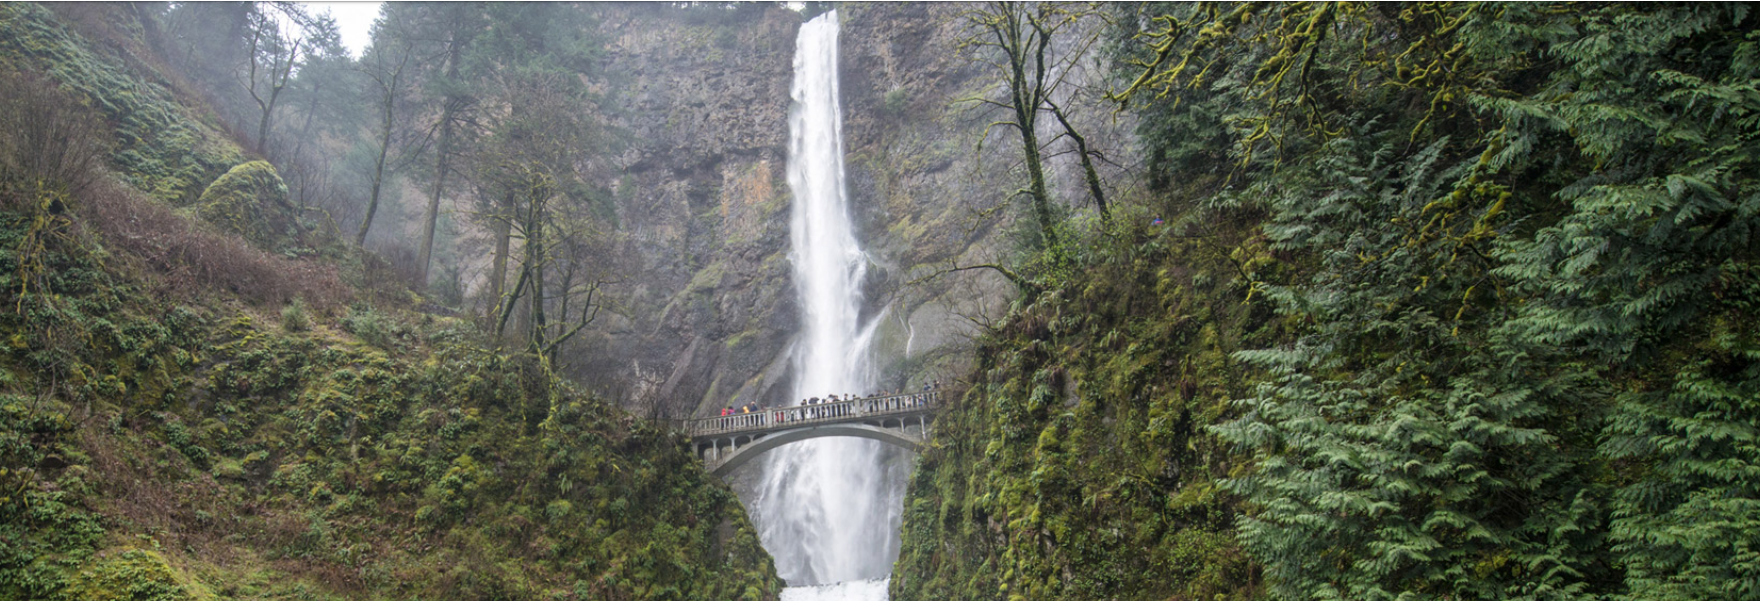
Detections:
889,216,1273,601
0,4,779,600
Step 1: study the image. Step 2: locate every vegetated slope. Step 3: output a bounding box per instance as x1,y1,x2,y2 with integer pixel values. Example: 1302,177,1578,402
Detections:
895,3,1758,600
0,3,241,206
0,4,779,600
890,215,1278,601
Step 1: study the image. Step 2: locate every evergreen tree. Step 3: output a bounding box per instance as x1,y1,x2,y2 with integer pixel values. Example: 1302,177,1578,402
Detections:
1114,2,1760,599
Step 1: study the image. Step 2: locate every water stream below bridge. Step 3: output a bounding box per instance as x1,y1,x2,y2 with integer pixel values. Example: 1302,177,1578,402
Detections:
742,10,908,600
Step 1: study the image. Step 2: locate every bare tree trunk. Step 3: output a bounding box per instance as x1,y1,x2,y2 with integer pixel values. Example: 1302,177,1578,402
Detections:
290,84,323,209
489,194,512,313
355,48,409,246
1018,117,1056,250
991,2,1057,251
417,120,451,286
1047,98,1108,224
356,90,395,246
418,38,466,286
249,33,299,158
523,188,547,354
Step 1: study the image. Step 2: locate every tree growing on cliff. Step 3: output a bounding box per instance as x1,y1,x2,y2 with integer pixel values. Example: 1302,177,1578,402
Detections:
478,72,605,366
961,1,1112,263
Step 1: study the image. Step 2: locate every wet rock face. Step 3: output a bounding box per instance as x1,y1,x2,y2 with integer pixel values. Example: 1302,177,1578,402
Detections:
570,4,1024,419
837,4,1021,385
565,4,801,419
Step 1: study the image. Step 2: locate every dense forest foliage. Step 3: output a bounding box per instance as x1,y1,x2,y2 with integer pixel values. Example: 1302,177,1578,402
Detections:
0,3,779,599
894,2,1758,600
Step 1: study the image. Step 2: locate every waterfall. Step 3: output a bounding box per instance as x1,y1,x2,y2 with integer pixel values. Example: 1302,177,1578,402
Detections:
747,10,907,591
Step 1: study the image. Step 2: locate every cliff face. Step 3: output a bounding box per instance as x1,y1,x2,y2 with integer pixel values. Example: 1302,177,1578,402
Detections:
563,4,998,419
565,4,802,418
838,3,1020,388
574,4,1128,419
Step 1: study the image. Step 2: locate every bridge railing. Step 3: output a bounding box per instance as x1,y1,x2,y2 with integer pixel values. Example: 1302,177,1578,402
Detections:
688,390,941,437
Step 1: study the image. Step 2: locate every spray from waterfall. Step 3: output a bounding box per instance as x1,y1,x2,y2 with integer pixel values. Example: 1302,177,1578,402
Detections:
746,10,909,587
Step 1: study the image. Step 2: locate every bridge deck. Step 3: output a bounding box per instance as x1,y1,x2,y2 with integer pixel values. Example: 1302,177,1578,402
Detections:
686,391,942,441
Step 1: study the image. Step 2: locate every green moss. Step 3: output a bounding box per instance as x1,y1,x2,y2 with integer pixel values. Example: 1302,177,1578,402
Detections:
194,161,303,254
891,219,1267,601
62,549,206,601
0,143,782,601
0,3,242,205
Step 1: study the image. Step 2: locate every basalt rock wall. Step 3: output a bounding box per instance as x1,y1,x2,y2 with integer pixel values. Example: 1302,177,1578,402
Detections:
573,3,1118,419
566,3,802,419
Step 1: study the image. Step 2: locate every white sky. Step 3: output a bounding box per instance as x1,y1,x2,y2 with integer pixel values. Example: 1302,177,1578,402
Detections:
300,1,382,58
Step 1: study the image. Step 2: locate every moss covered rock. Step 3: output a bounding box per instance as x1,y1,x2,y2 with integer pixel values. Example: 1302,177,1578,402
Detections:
62,549,207,601
195,161,301,254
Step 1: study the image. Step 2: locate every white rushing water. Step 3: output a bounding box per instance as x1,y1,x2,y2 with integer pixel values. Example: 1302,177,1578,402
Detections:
746,10,908,594
781,579,891,601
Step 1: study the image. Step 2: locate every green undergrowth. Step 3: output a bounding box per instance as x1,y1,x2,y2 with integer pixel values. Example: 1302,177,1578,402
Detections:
890,212,1281,601
900,3,1760,600
0,4,784,600
0,186,780,600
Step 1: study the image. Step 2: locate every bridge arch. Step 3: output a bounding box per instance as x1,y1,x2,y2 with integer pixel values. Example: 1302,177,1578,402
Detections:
708,423,923,477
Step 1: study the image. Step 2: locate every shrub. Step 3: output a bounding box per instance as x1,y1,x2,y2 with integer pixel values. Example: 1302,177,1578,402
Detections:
882,87,910,115
0,67,109,202
545,499,573,522
59,549,194,601
340,305,403,351
281,299,310,333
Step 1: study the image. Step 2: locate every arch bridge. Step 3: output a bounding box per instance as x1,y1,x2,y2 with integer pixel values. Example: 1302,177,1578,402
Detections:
685,391,942,477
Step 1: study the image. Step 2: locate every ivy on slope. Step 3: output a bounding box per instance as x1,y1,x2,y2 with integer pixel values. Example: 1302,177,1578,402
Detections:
0,2,242,205
891,212,1283,601
0,188,779,600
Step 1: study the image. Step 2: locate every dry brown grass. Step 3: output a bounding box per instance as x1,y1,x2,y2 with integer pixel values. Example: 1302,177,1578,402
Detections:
0,62,351,312
80,175,352,310
77,425,239,564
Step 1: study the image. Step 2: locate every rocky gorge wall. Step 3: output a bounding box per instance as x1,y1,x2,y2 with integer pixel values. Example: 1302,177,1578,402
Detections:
568,3,1132,422
563,3,802,419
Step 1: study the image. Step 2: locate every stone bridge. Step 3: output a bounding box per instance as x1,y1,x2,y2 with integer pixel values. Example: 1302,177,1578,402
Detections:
685,391,942,476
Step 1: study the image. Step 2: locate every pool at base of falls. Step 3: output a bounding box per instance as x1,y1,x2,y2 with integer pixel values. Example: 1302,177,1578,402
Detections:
780,578,890,601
